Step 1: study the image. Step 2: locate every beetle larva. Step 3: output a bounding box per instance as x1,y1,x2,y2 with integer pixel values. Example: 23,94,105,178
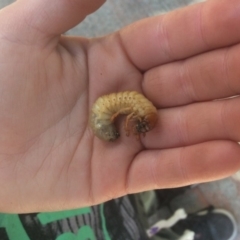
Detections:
90,91,158,141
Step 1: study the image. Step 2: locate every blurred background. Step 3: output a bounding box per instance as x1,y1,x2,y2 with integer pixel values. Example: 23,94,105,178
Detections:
0,0,240,239
0,0,204,37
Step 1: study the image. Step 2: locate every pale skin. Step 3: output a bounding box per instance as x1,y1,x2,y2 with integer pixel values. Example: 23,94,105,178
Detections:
0,0,240,213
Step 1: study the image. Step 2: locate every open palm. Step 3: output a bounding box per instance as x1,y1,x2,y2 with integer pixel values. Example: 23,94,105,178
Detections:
1,0,240,213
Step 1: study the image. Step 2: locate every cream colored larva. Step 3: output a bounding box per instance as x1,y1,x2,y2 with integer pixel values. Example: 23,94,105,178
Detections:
90,91,158,141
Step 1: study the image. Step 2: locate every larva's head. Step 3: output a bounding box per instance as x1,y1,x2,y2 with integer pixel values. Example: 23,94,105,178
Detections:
135,112,158,134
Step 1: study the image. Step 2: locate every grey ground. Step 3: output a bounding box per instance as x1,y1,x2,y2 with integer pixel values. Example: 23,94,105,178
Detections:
0,0,202,37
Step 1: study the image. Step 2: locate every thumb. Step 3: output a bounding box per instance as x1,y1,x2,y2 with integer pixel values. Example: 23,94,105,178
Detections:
0,0,105,44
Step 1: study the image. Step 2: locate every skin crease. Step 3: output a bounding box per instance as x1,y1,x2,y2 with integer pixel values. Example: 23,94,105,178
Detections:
0,0,240,213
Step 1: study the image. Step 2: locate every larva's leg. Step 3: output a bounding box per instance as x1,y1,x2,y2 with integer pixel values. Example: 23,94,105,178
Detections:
110,107,131,122
125,112,135,136
131,122,140,140
110,112,119,122
130,116,144,140
135,133,140,141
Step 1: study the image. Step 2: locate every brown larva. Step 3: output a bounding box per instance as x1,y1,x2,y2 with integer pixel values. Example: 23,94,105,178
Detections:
90,91,158,141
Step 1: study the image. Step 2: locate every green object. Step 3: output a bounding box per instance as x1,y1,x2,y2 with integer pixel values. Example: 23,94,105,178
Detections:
37,207,91,225
56,226,96,240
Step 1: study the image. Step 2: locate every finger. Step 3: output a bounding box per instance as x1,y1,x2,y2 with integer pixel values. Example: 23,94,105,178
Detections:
119,0,240,70
144,43,240,107
143,97,240,149
127,141,240,193
0,0,105,45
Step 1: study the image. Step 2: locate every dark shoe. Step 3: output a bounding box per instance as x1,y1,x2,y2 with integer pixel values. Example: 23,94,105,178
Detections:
172,206,237,240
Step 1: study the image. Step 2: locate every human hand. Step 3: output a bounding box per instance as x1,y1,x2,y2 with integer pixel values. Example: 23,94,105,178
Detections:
0,0,240,213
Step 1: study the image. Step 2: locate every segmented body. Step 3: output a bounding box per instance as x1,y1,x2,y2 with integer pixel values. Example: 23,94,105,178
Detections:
90,91,158,141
